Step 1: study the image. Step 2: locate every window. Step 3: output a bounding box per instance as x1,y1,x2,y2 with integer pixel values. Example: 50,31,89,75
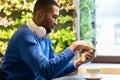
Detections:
92,0,120,63
115,24,120,45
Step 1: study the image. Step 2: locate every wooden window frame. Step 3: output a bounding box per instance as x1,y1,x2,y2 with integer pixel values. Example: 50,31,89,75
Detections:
92,56,120,63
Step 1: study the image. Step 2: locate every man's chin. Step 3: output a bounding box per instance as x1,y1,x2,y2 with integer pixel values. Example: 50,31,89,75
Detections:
47,31,51,34
43,27,51,33
46,29,51,33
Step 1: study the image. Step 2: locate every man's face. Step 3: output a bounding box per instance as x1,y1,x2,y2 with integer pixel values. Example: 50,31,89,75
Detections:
41,5,59,33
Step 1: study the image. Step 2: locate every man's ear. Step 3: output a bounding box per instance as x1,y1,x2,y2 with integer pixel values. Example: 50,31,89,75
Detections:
38,9,45,17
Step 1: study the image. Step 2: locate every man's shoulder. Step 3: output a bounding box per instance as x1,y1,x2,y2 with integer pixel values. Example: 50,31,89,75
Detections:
16,24,33,36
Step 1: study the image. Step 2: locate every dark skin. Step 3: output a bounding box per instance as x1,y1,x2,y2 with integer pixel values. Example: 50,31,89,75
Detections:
32,4,95,68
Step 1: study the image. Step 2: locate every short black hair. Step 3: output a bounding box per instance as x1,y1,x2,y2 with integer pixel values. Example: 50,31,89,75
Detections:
33,0,59,15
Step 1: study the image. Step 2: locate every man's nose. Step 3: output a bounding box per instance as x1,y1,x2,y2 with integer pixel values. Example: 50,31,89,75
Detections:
54,19,58,25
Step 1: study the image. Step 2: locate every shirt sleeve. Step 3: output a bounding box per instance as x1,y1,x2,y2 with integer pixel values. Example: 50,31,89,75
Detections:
18,33,75,79
47,39,77,78
55,62,77,78
48,38,56,59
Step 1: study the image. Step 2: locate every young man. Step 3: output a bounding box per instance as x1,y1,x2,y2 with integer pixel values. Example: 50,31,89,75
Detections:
1,0,95,80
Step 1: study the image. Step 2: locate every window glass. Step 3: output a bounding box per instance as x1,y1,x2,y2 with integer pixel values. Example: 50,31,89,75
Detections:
95,0,120,56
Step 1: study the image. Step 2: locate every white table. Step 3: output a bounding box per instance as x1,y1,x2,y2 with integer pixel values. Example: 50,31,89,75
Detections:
54,74,120,80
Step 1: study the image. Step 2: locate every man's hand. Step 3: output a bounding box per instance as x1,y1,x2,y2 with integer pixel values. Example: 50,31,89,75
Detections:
69,40,91,53
74,48,95,68
80,47,95,55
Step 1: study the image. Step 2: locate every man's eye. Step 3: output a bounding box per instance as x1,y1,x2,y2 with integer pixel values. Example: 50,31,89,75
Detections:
53,15,58,19
53,16,57,19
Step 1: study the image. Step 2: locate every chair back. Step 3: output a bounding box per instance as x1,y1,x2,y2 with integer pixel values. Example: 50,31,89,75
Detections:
0,69,5,80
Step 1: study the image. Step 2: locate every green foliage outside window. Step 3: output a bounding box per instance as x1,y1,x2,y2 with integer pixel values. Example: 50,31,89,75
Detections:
80,0,96,46
51,27,76,54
